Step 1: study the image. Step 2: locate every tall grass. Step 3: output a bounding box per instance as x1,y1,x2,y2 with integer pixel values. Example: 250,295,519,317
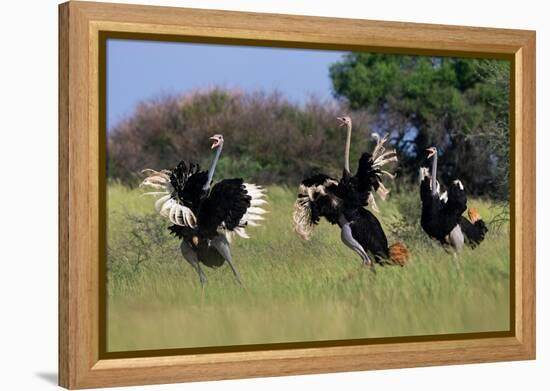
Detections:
107,183,510,352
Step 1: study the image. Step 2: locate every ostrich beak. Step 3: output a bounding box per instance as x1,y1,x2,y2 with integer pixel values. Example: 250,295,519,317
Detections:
426,147,437,159
337,117,346,127
209,137,217,149
209,135,223,149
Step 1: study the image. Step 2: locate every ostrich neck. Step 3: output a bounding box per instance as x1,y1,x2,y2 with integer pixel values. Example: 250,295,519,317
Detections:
344,123,352,173
430,152,438,196
203,143,223,190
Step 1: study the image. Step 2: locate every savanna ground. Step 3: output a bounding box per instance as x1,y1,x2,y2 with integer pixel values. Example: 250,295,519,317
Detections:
106,183,510,352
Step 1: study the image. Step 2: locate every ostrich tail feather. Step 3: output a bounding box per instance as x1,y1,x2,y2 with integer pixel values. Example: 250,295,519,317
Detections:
468,207,482,223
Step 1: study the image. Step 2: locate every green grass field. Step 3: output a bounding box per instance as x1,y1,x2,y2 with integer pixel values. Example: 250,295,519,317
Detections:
106,183,510,352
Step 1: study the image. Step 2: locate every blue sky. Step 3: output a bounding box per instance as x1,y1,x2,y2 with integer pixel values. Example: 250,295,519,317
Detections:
107,39,346,130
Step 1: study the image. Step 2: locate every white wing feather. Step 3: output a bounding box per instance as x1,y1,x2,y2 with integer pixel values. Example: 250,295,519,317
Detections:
367,133,398,213
224,183,267,240
141,169,197,228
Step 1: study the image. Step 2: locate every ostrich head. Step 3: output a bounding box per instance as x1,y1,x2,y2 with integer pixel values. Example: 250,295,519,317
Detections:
337,116,352,128
426,146,437,159
210,134,224,149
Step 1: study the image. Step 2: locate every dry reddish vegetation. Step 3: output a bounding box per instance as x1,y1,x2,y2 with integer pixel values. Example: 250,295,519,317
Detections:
108,89,373,186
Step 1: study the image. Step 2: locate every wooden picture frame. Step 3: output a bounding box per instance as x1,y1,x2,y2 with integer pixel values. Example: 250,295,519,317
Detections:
59,1,536,389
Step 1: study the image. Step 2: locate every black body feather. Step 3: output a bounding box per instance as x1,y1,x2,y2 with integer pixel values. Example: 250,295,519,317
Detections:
197,178,251,238
443,182,467,218
350,208,390,261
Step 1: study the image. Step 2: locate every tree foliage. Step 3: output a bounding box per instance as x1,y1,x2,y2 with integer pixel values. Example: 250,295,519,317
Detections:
330,53,510,200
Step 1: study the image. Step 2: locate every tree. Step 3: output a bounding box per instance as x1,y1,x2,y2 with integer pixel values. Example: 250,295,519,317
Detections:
330,53,510,200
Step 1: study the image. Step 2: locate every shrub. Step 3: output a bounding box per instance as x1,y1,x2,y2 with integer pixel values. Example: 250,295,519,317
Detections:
108,89,373,187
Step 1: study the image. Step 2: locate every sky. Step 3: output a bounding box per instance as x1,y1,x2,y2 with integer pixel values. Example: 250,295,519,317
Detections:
106,39,346,130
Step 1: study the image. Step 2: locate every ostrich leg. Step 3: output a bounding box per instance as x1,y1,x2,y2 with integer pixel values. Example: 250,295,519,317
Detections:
339,218,375,272
448,225,465,266
211,235,243,284
180,241,207,285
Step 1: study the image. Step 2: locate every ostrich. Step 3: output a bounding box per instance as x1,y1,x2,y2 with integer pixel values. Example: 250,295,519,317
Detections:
293,116,410,269
140,134,267,285
419,146,487,255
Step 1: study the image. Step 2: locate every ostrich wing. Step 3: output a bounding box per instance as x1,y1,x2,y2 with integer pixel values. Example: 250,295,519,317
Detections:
198,178,267,240
355,152,382,194
169,161,208,211
293,174,342,240
442,180,467,218
141,161,208,227
354,134,397,212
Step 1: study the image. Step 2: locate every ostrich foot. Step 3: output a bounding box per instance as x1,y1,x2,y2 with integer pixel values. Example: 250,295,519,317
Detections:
200,284,205,308
363,261,377,274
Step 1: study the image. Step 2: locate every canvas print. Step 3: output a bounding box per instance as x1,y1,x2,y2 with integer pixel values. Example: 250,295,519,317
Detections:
105,39,511,353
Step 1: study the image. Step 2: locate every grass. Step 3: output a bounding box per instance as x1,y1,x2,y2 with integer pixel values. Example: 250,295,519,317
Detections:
106,183,510,352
